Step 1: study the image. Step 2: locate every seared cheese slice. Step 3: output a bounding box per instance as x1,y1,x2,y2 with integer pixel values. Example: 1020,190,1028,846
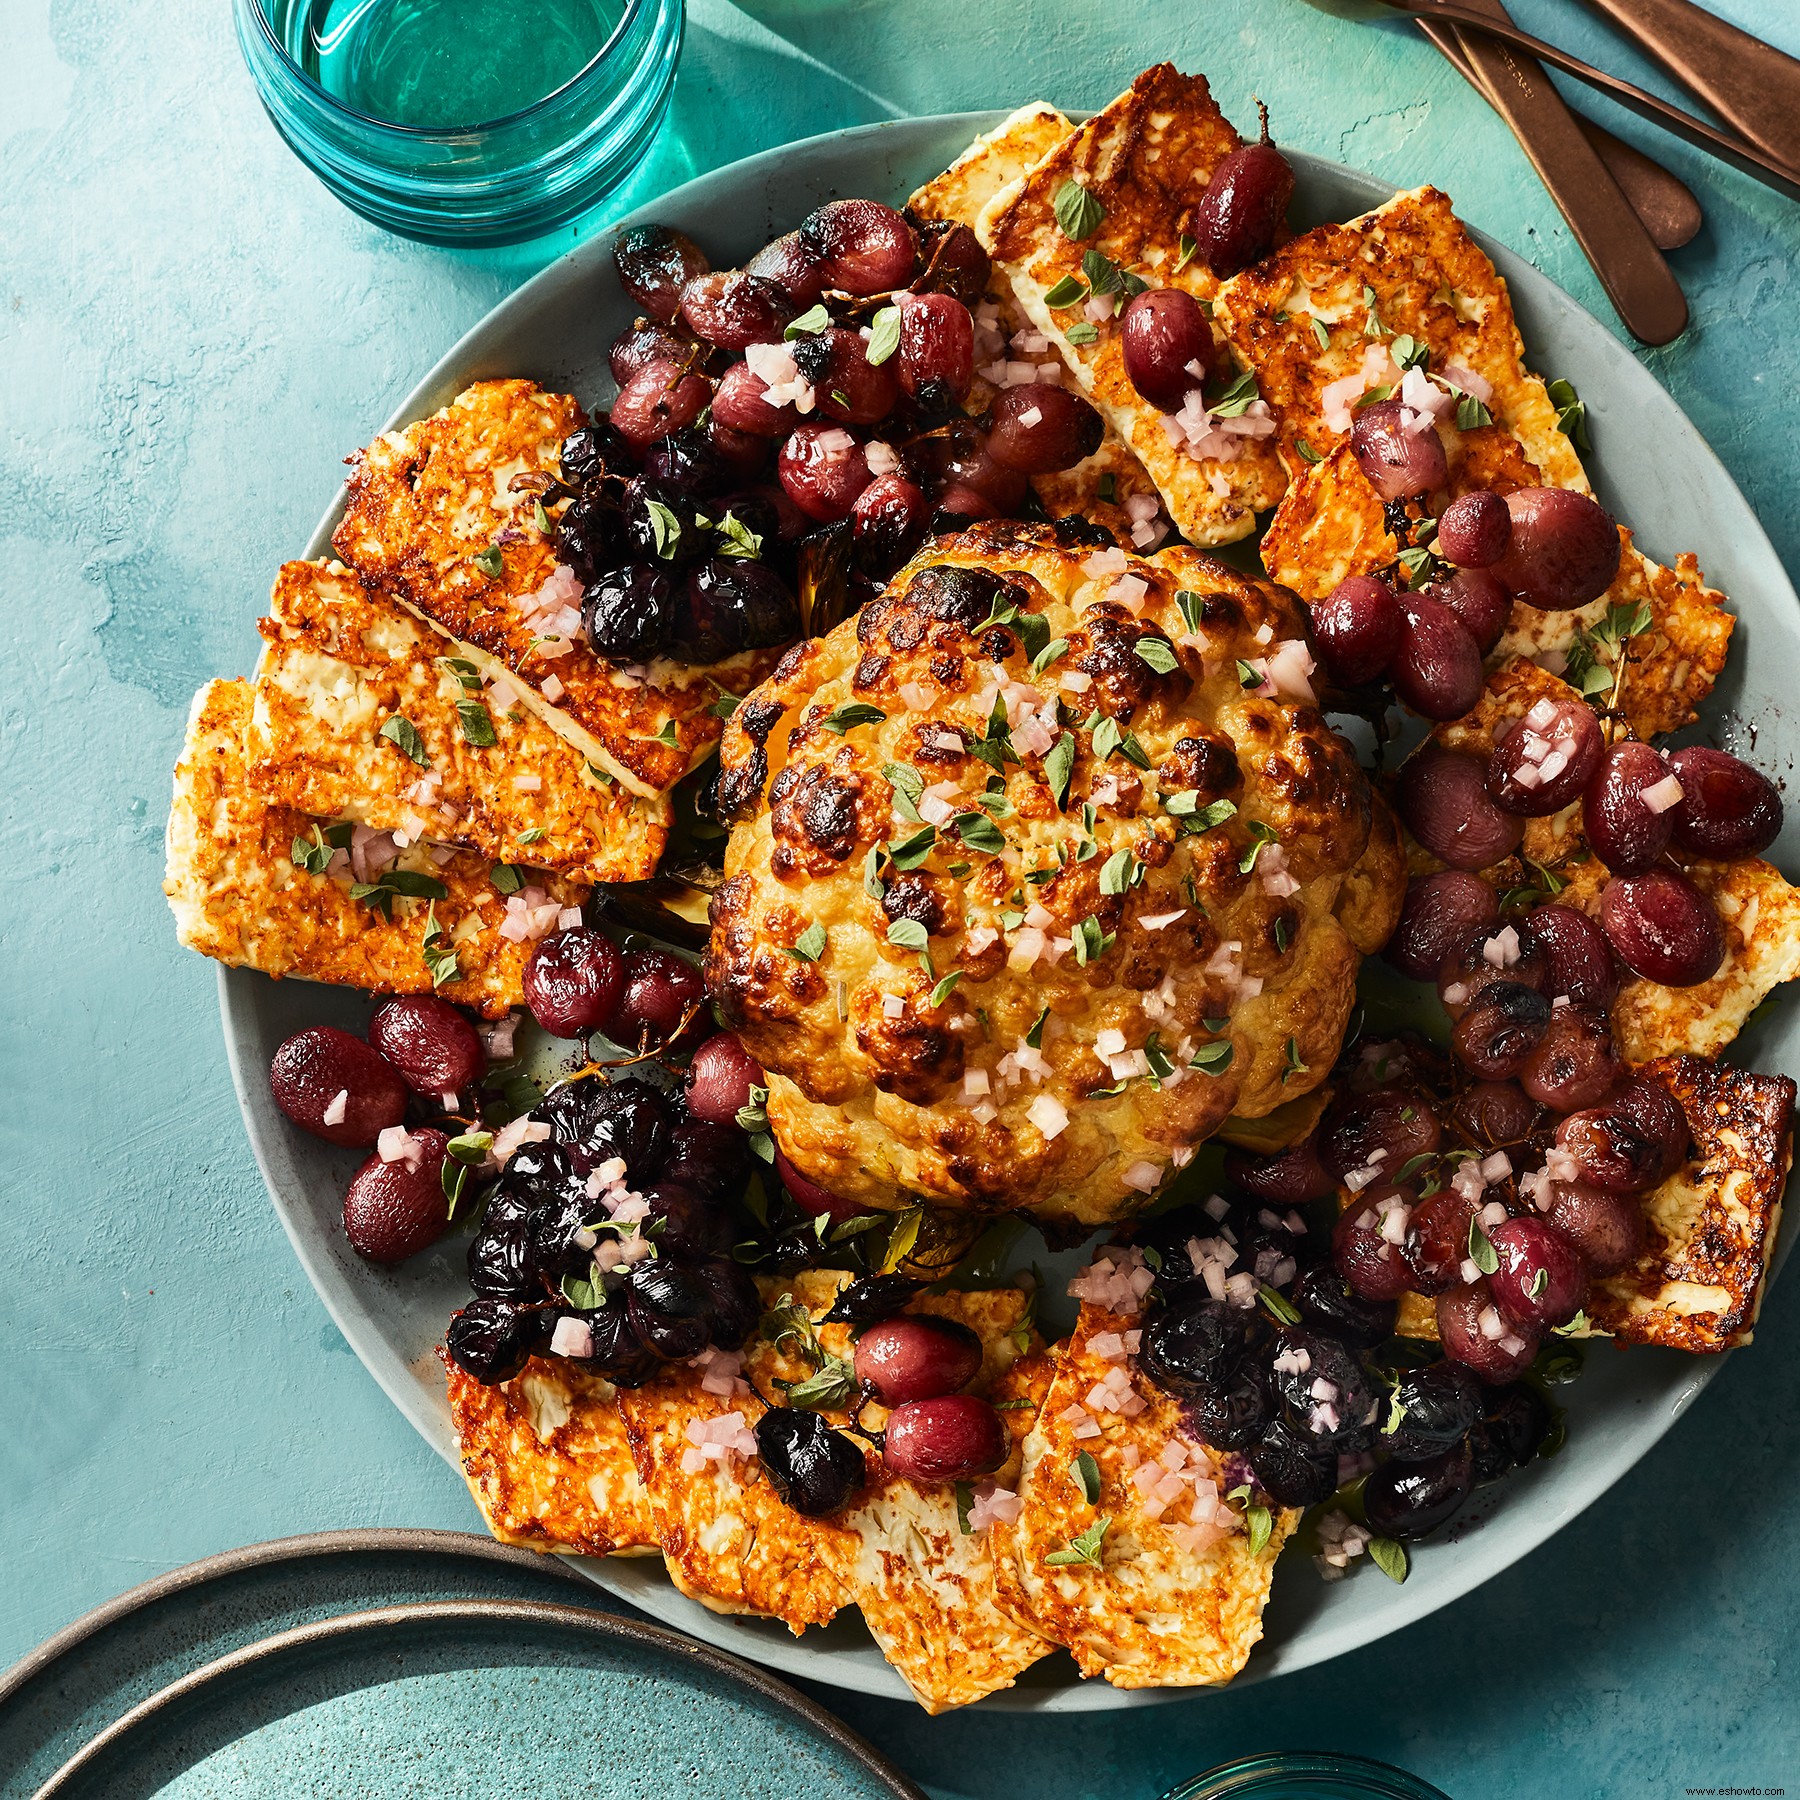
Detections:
977,64,1287,547
993,1293,1294,1688
165,679,583,1017
248,559,667,885
331,379,777,798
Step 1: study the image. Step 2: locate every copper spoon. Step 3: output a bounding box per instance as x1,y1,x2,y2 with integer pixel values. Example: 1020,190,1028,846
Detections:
1301,0,1800,202
1577,0,1800,178
1426,19,1703,248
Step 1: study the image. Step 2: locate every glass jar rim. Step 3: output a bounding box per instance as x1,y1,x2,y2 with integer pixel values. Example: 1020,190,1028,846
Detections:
1160,1751,1452,1800
247,0,641,138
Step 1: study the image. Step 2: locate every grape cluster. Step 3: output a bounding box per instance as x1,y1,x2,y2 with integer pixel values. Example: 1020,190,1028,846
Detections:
585,201,1110,656
1127,1178,1550,1539
448,1072,760,1387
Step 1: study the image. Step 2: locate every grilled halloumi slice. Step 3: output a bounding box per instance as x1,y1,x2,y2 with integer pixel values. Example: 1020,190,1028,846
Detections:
1493,537,1733,740
1426,657,1800,1063
1214,184,1585,490
165,679,582,1016
976,64,1288,546
248,560,668,885
443,1352,656,1555
1594,1055,1794,1350
331,379,775,799
993,1292,1294,1689
910,107,1171,547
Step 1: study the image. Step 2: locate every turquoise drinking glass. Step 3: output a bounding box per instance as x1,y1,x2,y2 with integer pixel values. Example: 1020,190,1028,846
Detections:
1161,1752,1454,1799
235,0,683,244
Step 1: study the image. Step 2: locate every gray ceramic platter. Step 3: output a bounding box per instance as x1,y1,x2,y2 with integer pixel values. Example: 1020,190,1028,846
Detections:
221,113,1800,1709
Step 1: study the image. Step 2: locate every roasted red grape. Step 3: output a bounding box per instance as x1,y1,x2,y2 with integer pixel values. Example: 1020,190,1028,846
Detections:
1436,489,1511,568
614,948,711,1050
745,231,826,308
523,927,625,1038
882,1394,1008,1482
1398,745,1525,869
1351,398,1448,502
1522,904,1619,1008
854,1315,983,1404
685,1032,765,1126
1437,1278,1543,1383
1666,745,1784,861
1453,1080,1544,1149
850,473,931,574
1320,1085,1441,1180
1488,1216,1587,1328
343,1128,452,1264
1451,981,1551,1079
1519,1002,1622,1111
270,1026,407,1148
1392,593,1484,721
1555,1075,1688,1192
1223,1135,1336,1204
1492,487,1621,610
613,223,709,321
1332,1186,1417,1302
1426,567,1510,655
1312,574,1404,685
791,326,900,426
710,360,797,437
798,198,917,294
609,319,692,387
1585,740,1679,872
778,424,873,522
1384,870,1500,981
1190,102,1293,276
896,292,975,411
1119,288,1215,411
1545,1180,1647,1276
367,996,485,1098
1600,869,1725,986
678,270,793,350
1436,924,1550,1020
924,431,1030,517
610,357,712,447
1406,1187,1486,1295
1486,697,1604,817
985,383,1105,474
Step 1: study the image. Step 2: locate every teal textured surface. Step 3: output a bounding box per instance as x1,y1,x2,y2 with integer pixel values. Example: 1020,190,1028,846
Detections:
4,0,1799,1793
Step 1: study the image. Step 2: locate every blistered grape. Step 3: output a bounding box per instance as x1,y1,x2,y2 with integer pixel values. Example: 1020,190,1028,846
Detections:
270,1026,407,1148
912,219,992,306
523,928,624,1038
1406,1187,1487,1295
778,424,872,522
709,361,796,437
1492,488,1622,610
1385,870,1500,981
1600,869,1725,986
679,270,793,351
896,292,974,411
1351,398,1448,502
1392,593,1485,721
851,474,931,576
1453,1080,1544,1149
609,319,691,387
610,357,711,447
1119,288,1216,411
1519,1003,1622,1111
368,995,486,1098
1320,1085,1441,1180
790,326,899,426
1437,1279,1543,1383
745,231,826,307
1522,904,1618,1009
1545,1180,1647,1276
1451,981,1551,1080
1555,1075,1689,1193
613,222,709,321
798,197,917,294
1223,1135,1336,1205
1398,745,1525,870
1666,745,1784,861
1332,1187,1418,1303
1436,924,1550,1021
1585,740,1678,872
1312,574,1404,686
1436,490,1511,568
1190,105,1294,276
985,383,1105,474
1426,566,1510,655
1486,697,1604,817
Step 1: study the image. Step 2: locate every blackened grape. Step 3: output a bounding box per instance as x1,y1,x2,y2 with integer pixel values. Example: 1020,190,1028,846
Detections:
756,1407,866,1515
1451,980,1551,1079
1247,1415,1336,1506
790,326,900,426
1380,1360,1483,1462
447,1298,542,1385
911,219,992,306
671,558,799,663
798,197,917,294
613,223,709,321
1136,1293,1242,1403
1363,1441,1473,1539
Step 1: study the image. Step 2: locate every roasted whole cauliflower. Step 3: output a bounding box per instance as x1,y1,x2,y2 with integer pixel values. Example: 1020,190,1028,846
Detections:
707,522,1403,1227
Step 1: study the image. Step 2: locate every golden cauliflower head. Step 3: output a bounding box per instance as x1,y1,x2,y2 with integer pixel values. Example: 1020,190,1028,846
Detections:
707,521,1402,1228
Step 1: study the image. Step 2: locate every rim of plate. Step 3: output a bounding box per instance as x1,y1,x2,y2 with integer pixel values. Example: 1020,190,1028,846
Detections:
219,111,1794,1711
33,1595,926,1800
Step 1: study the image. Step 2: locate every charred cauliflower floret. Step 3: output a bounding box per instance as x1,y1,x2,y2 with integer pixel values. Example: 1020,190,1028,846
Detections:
707,521,1402,1227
